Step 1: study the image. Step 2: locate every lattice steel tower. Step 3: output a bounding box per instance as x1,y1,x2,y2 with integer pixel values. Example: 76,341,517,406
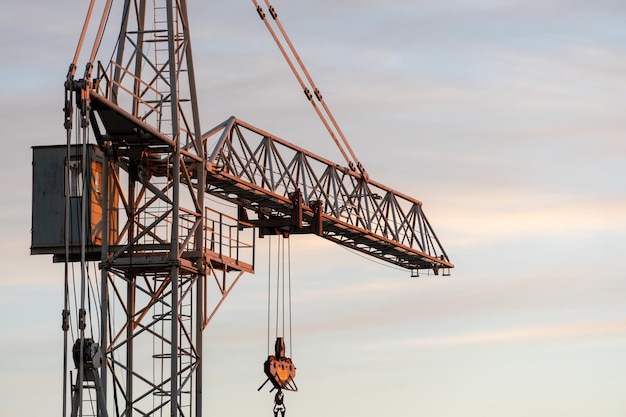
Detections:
31,2,453,417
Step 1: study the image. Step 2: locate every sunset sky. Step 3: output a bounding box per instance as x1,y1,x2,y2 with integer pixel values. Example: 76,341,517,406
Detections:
1,1,625,416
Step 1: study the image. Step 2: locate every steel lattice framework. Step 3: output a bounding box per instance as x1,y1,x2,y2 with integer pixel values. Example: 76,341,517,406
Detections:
39,1,454,417
203,117,452,272
60,1,253,416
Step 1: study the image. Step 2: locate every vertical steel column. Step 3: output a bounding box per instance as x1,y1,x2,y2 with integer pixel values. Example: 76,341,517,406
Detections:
126,274,136,417
178,1,205,415
132,0,147,116
100,148,110,417
166,1,181,415
126,170,136,417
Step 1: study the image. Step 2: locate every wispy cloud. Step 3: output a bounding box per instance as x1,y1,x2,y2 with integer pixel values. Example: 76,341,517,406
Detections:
375,318,626,348
432,193,626,247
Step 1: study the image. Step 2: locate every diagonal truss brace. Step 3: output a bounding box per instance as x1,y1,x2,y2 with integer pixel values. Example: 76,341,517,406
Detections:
204,117,453,274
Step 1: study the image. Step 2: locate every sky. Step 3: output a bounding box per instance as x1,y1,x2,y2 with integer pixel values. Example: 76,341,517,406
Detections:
1,0,626,416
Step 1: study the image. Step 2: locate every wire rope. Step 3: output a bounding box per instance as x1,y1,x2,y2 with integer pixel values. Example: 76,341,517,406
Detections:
87,276,95,339
287,237,293,357
62,69,76,417
66,92,92,417
69,105,82,338
281,237,285,339
69,105,82,344
86,262,102,339
266,235,272,355
261,233,300,404
275,237,280,339
266,235,296,357
71,263,78,343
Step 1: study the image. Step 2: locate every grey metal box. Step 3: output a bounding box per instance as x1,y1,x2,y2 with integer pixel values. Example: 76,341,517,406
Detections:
31,144,118,260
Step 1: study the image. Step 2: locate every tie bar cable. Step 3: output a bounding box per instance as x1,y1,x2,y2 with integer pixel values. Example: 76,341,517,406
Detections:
253,0,368,180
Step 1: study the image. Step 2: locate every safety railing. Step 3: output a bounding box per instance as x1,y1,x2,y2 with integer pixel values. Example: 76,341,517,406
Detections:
204,207,255,268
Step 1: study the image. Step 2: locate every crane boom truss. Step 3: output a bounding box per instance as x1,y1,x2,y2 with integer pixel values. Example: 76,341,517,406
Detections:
90,92,452,273
204,117,452,272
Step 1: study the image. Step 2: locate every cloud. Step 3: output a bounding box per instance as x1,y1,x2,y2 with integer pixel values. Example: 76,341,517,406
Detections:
392,318,626,347
432,192,626,246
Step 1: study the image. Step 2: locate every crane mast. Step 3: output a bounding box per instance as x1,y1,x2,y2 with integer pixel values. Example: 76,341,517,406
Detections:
60,1,232,416
31,1,453,417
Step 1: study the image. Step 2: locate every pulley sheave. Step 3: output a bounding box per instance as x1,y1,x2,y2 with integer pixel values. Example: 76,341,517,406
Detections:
262,337,297,392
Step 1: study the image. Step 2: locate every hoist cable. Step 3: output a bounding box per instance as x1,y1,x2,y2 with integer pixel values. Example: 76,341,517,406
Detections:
87,277,95,338
71,263,78,343
275,237,280,339
74,103,91,417
70,106,82,330
287,237,293,357
87,262,102,339
281,237,285,338
63,3,111,412
267,236,272,355
267,236,295,357
62,74,75,417
109,297,122,417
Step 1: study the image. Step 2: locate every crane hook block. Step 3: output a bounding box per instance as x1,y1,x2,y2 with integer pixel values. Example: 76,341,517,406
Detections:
263,337,297,391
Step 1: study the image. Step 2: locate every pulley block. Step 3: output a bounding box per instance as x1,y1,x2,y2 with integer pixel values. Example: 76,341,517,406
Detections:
262,337,297,392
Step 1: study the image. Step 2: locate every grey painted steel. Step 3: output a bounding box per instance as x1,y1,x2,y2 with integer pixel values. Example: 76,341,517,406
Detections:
31,144,117,259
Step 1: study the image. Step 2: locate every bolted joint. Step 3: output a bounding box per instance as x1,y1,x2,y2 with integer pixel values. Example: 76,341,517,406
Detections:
62,309,70,331
63,102,73,130
78,308,86,330
269,5,278,20
256,5,266,20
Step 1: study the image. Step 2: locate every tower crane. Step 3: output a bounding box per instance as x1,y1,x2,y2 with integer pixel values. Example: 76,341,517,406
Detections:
30,1,453,417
